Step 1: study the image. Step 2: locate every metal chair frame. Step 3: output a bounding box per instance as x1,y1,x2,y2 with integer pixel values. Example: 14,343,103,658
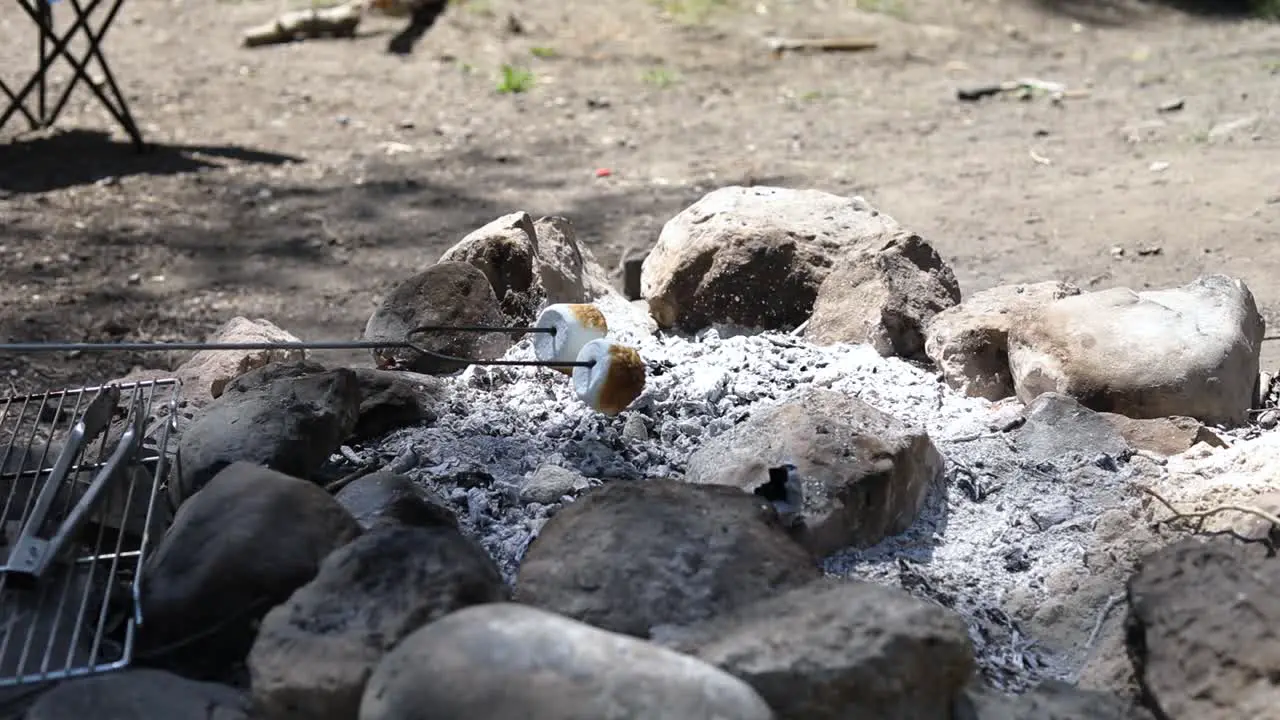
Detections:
0,0,145,150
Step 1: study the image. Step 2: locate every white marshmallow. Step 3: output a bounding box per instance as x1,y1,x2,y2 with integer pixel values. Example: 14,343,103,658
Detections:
532,304,609,375
572,339,646,416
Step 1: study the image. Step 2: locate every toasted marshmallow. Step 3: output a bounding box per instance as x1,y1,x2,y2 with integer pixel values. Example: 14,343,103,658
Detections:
572,339,646,416
532,303,608,376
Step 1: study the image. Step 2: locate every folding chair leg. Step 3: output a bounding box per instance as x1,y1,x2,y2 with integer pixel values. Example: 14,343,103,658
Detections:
0,79,41,130
0,1,53,132
37,0,50,123
0,0,145,152
50,0,145,150
0,0,106,132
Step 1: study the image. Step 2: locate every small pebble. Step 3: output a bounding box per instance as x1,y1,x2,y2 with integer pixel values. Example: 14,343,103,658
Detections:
621,413,648,442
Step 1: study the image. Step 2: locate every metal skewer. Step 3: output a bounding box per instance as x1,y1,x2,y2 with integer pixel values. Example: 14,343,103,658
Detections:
0,323,597,368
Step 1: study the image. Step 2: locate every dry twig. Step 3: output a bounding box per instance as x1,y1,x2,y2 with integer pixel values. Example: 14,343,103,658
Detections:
1135,484,1279,553
324,464,377,494
1072,591,1126,683
1084,592,1124,651
1137,484,1280,529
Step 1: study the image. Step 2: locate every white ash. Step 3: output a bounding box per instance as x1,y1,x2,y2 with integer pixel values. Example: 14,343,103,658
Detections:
366,322,1123,692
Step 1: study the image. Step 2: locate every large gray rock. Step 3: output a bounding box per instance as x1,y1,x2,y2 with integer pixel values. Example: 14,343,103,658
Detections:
655,578,975,720
249,525,508,720
515,478,820,637
956,680,1154,720
640,186,909,332
139,462,361,681
1008,275,1265,425
204,360,444,445
359,603,776,720
174,363,362,505
334,470,458,531
924,281,1082,400
348,367,445,441
26,669,250,720
364,261,511,374
805,233,961,361
438,213,617,324
683,388,945,555
1126,537,1280,720
1011,392,1131,467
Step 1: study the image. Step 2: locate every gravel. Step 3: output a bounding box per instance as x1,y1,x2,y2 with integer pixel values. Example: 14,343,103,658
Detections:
359,304,1147,692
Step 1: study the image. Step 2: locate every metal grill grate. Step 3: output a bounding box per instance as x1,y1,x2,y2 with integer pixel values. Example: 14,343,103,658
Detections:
0,378,179,688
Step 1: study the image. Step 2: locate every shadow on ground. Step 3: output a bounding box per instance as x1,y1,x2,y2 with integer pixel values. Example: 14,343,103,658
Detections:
0,129,302,194
0,144,734,391
1030,0,1274,25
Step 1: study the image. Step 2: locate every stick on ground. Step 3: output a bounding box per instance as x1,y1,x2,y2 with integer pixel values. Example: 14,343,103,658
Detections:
766,36,878,58
243,1,366,48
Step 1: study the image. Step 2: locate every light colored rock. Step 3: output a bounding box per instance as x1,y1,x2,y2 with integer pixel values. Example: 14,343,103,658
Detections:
1222,490,1280,543
590,289,659,341
1008,275,1264,424
249,526,507,720
437,211,542,321
683,387,945,555
520,465,591,505
532,215,615,303
805,233,961,361
925,281,1082,400
359,603,777,720
438,213,621,323
655,578,975,720
515,479,820,637
640,186,908,332
1098,412,1225,457
1159,428,1280,531
175,317,305,407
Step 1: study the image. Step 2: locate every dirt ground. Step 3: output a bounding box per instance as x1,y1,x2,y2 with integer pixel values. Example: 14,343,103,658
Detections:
0,0,1278,394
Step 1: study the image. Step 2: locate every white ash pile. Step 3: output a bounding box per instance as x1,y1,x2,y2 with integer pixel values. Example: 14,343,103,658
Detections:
365,318,1070,691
